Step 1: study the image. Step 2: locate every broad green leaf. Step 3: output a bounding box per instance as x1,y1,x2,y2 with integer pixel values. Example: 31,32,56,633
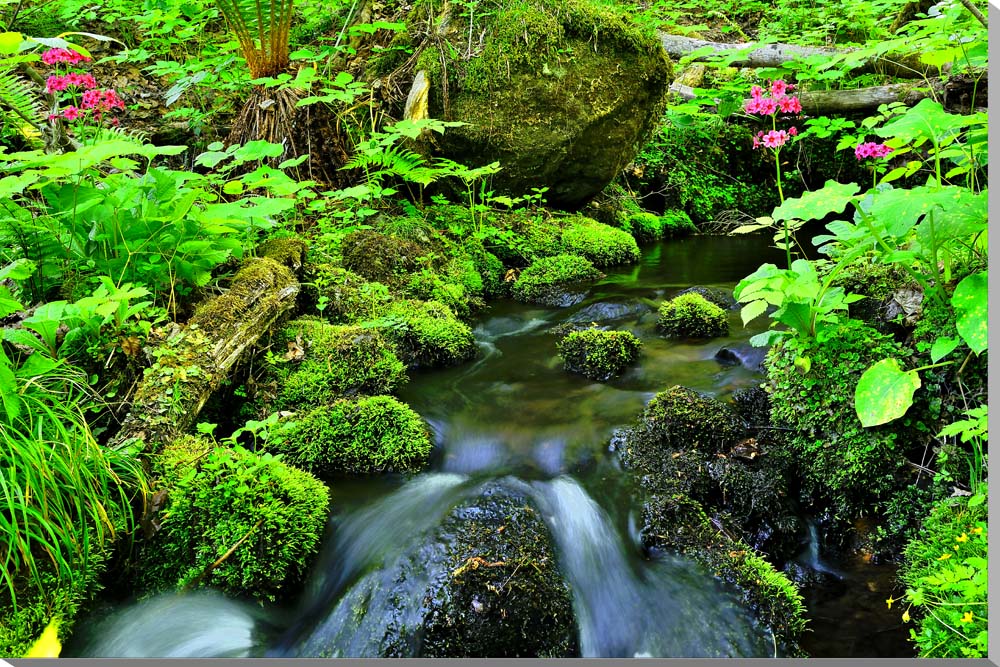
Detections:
740,299,768,325
749,330,787,348
0,258,35,282
0,32,23,54
771,181,860,223
793,356,811,374
930,336,959,362
773,301,813,337
855,358,921,427
875,98,971,147
952,272,987,354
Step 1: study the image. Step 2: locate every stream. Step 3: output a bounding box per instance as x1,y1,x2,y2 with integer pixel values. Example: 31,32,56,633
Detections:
67,236,911,658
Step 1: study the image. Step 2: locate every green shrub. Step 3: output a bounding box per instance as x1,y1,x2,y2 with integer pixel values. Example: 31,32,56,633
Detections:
272,318,407,410
272,396,432,476
138,437,329,602
660,209,697,237
379,299,477,368
657,292,728,338
901,495,988,658
560,217,641,267
511,254,603,306
556,328,642,381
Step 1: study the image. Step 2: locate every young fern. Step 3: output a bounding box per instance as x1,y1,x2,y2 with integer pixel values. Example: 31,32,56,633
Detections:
0,67,46,139
213,0,295,78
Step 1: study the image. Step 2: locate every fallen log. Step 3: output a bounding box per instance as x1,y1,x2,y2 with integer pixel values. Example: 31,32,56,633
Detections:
108,239,307,453
659,32,943,79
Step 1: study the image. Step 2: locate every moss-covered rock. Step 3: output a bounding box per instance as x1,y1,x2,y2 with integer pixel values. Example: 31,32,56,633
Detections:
380,299,477,368
307,265,393,323
557,327,641,381
675,285,737,310
137,436,329,603
409,0,673,208
659,209,697,237
271,396,433,476
271,318,407,410
560,217,641,267
341,230,430,287
481,208,565,267
657,292,729,338
511,254,603,306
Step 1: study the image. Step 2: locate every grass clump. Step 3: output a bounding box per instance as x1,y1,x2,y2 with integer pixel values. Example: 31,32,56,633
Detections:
512,254,603,306
657,292,729,338
557,327,641,381
379,299,477,368
138,436,329,603
272,318,407,410
271,396,432,476
560,217,641,267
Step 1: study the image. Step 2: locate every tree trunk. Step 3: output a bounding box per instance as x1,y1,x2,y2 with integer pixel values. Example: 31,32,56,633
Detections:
658,32,942,79
108,240,307,453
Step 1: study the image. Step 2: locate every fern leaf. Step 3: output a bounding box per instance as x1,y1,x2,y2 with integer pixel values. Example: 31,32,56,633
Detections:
0,67,46,133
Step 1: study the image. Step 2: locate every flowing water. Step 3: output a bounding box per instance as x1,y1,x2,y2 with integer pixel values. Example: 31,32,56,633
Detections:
67,236,908,658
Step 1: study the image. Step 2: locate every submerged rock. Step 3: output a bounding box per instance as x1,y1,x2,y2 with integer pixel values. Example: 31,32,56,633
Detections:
714,344,767,371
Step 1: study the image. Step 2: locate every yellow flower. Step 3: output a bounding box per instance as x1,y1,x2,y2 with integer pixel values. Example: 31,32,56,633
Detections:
886,596,897,609
937,553,952,561
956,533,969,543
902,610,911,623
961,611,974,624
971,526,983,535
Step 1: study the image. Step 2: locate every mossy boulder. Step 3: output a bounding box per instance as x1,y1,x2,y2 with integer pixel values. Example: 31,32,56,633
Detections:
560,217,641,267
659,209,697,237
341,230,430,287
411,0,673,208
296,481,577,657
675,286,737,311
657,292,729,338
137,436,329,603
557,327,641,381
271,396,433,476
271,318,407,410
511,254,603,307
306,265,392,323
380,300,477,368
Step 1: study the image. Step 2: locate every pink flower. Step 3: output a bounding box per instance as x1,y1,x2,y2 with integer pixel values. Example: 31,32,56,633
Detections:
61,106,82,121
40,47,90,65
750,85,764,99
64,72,97,89
855,142,894,160
45,75,68,93
761,130,789,149
778,96,802,114
770,79,788,98
788,126,798,136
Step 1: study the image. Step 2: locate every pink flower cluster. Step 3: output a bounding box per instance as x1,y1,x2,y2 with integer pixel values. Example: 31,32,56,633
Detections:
854,142,893,160
81,88,125,113
744,80,802,116
45,73,98,94
753,126,798,149
41,47,91,66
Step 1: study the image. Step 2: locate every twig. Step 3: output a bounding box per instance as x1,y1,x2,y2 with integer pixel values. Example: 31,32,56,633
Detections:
183,517,264,591
958,0,988,28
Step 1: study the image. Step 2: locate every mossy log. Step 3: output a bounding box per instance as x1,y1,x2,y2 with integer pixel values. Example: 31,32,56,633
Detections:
109,242,306,452
658,32,944,79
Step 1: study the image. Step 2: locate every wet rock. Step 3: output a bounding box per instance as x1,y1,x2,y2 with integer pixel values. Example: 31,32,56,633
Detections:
714,344,768,371
568,300,650,324
676,286,738,311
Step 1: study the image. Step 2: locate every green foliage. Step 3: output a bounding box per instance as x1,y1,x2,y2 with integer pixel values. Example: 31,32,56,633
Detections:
659,209,697,236
559,217,640,267
854,358,922,428
213,0,293,78
556,327,641,381
271,318,407,410
656,292,728,338
375,299,477,368
139,436,329,602
511,253,602,305
308,265,393,324
901,495,988,658
340,229,429,287
271,395,432,476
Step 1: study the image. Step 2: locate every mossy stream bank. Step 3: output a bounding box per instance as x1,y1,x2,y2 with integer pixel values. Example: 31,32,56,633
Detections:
65,236,914,658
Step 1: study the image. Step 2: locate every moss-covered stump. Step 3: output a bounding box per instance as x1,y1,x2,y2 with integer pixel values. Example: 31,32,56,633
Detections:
405,0,672,208
511,254,604,307
270,318,407,410
657,292,729,338
380,300,477,368
136,436,329,603
560,217,641,267
557,327,642,381
271,396,432,476
296,481,577,657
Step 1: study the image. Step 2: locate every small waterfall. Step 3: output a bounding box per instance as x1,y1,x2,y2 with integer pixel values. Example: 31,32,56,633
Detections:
800,518,840,577
531,476,768,658
70,591,263,657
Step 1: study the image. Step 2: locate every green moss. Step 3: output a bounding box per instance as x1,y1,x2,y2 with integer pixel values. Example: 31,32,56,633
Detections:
403,268,480,319
307,265,393,324
900,495,988,657
256,236,309,272
379,299,477,368
657,292,728,338
271,396,432,476
511,254,603,306
190,258,296,341
272,318,407,410
659,209,697,237
636,385,744,455
138,436,329,602
482,209,565,267
626,211,664,242
560,217,641,267
340,230,430,287
556,327,641,381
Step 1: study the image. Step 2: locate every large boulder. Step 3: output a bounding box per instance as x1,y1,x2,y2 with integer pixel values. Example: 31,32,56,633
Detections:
402,0,672,208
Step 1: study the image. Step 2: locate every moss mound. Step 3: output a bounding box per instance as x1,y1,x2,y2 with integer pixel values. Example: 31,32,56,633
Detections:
557,327,641,381
512,254,603,306
308,265,393,323
659,209,697,237
137,436,329,602
271,396,433,476
560,217,641,267
657,292,729,338
380,299,477,368
341,230,429,287
411,0,673,208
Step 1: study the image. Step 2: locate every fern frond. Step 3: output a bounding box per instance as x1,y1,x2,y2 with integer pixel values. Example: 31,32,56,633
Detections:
213,0,294,78
344,144,438,185
84,125,148,145
0,67,46,136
